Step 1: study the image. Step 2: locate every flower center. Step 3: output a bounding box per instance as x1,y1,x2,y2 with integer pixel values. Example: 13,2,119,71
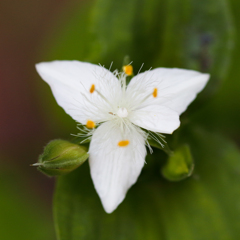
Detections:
117,107,128,118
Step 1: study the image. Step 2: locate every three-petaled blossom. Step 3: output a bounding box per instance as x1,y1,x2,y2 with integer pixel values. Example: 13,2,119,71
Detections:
36,61,209,213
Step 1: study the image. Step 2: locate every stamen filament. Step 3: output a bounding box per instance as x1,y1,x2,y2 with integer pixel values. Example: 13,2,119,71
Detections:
89,84,113,107
95,89,112,106
137,87,158,107
122,74,126,93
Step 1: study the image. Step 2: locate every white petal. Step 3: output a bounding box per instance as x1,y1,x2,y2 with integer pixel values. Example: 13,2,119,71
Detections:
126,68,209,115
129,105,180,134
36,61,121,124
89,121,146,213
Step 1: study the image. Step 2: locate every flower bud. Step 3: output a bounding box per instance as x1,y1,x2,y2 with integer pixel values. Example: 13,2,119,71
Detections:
32,139,89,176
161,145,194,181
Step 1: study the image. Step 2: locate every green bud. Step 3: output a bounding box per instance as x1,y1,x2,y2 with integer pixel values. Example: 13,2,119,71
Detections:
161,145,194,181
32,139,89,177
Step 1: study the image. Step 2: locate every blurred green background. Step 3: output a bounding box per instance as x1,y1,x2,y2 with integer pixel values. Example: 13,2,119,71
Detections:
1,0,240,239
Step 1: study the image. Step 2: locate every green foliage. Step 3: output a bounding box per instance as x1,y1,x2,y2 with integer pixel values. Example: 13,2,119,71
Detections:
36,140,89,176
192,0,240,137
35,0,240,238
54,130,240,239
47,0,233,96
0,164,55,240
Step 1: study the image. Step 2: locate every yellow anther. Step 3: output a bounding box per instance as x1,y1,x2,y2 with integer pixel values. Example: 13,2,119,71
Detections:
118,140,130,147
86,120,96,129
153,88,158,98
123,65,133,76
90,84,95,93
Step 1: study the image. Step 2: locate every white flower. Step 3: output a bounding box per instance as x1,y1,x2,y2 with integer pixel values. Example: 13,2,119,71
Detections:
36,60,209,213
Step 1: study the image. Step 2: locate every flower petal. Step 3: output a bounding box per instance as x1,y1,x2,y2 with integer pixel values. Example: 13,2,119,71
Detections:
36,61,121,124
89,121,146,213
129,105,180,134
126,68,210,115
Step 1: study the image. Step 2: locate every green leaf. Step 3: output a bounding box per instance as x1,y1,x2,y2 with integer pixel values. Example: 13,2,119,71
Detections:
54,163,167,240
54,129,240,239
0,160,55,240
37,0,235,145
189,0,240,136
45,0,234,95
161,145,194,181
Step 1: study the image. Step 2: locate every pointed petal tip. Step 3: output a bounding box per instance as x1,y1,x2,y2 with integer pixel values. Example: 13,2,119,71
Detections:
35,62,41,70
201,72,210,82
103,203,117,214
35,61,62,72
205,73,211,84
35,61,48,74
194,72,210,91
101,194,125,214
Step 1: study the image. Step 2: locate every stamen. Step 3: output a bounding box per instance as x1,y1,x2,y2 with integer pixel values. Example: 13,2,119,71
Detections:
135,87,159,108
86,120,96,129
123,65,133,76
153,88,158,98
118,140,130,147
89,84,113,107
90,84,95,93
